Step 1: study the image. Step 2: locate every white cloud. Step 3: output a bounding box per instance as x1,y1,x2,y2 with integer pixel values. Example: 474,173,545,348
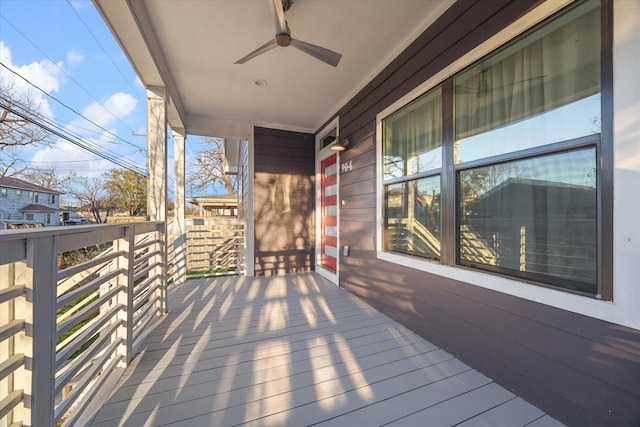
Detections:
82,92,138,129
66,49,84,67
104,92,137,118
0,41,64,119
30,132,116,179
0,42,64,93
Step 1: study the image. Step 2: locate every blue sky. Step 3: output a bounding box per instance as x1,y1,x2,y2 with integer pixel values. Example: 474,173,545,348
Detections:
0,0,186,199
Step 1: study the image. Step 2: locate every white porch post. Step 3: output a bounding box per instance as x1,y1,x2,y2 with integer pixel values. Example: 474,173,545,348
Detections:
172,129,187,286
146,86,168,222
146,86,167,314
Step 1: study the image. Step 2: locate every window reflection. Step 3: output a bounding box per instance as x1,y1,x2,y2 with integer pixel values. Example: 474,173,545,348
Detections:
385,176,441,259
454,0,600,164
458,148,597,293
384,87,442,180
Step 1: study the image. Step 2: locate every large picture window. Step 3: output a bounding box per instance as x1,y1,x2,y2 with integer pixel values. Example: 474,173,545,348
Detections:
381,0,607,297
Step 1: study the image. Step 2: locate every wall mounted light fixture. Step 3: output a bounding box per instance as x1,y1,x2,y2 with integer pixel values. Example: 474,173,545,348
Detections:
330,138,349,151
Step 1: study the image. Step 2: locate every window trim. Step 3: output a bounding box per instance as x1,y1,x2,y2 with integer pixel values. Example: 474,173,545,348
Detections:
376,0,612,301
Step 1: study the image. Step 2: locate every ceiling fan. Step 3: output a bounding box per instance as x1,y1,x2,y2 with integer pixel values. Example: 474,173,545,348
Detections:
235,0,342,67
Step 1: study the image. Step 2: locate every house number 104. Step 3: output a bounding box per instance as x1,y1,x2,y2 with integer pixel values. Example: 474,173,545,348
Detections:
341,160,353,174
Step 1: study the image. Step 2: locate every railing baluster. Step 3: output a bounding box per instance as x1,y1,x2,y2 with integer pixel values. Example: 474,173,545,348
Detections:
27,236,57,427
5,260,28,426
117,226,135,365
155,224,167,315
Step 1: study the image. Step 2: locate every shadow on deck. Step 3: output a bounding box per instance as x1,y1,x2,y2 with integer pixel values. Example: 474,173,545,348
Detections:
89,273,562,426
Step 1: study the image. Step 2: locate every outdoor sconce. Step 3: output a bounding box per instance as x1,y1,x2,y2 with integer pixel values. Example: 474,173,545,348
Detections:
330,138,349,151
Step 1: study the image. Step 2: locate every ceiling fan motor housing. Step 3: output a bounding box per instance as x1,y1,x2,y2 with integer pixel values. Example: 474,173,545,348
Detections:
276,33,292,47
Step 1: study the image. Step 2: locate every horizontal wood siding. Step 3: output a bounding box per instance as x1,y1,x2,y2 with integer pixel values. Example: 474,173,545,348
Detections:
254,127,315,275
328,1,640,426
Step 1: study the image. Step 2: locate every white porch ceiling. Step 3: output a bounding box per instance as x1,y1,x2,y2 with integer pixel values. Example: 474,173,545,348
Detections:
94,0,453,136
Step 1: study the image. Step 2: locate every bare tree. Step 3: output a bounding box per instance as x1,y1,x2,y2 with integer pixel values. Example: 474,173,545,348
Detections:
0,79,50,148
0,148,27,177
18,165,75,192
187,137,237,195
70,176,109,223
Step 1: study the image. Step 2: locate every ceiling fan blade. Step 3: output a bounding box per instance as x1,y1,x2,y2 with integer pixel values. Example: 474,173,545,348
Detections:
270,0,288,35
290,39,342,67
235,39,278,64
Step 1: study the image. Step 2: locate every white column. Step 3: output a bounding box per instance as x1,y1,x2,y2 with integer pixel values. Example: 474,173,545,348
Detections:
146,86,167,222
146,87,167,315
172,129,187,286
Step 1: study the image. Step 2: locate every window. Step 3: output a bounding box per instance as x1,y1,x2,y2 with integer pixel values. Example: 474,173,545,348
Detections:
32,192,39,203
45,213,51,224
383,87,442,259
380,0,608,297
320,128,337,149
26,213,34,221
16,190,21,198
458,148,597,294
48,194,56,205
1,188,6,198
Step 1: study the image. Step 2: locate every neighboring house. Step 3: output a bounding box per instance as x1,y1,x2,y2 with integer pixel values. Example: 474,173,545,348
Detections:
0,177,61,228
60,206,91,225
96,1,640,425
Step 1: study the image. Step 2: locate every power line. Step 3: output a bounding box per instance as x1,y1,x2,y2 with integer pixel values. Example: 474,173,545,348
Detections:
0,13,146,150
2,92,144,172
1,98,147,177
65,0,146,105
0,62,144,154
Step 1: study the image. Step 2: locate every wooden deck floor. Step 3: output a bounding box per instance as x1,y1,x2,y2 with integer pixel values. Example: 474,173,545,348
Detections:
89,273,563,427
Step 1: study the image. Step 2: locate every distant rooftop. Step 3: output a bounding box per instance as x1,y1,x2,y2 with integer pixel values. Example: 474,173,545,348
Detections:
21,204,58,213
0,177,61,194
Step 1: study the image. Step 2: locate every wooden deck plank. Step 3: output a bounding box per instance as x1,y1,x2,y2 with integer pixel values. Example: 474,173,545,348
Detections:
313,370,491,426
118,316,405,387
526,415,567,427
89,273,562,427
456,397,546,426
384,383,515,426
99,326,439,411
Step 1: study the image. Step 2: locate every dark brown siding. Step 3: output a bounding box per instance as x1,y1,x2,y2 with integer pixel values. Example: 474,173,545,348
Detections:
327,1,640,426
253,127,315,275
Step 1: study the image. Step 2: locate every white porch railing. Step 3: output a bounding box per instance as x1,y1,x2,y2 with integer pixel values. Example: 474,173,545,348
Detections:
168,217,246,281
0,222,166,427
